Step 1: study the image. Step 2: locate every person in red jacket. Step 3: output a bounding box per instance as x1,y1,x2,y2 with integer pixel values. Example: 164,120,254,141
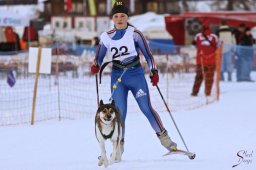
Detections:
191,23,218,96
22,22,39,47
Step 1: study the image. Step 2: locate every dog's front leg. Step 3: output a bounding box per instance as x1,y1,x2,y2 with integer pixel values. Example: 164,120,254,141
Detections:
109,141,117,165
115,128,123,162
115,140,122,162
99,141,108,167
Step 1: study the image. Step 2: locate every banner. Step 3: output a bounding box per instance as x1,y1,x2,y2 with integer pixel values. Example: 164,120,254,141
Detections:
88,0,96,16
112,0,116,6
7,70,16,87
65,0,72,13
0,11,29,26
29,47,52,74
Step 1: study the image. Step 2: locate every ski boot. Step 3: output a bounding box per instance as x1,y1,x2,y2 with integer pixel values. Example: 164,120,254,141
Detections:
157,129,177,151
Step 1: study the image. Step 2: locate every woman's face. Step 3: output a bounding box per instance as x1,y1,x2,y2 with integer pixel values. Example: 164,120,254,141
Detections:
112,13,128,29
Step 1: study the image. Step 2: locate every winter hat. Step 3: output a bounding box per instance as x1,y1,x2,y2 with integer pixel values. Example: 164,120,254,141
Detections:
111,2,129,16
202,23,210,31
201,22,212,35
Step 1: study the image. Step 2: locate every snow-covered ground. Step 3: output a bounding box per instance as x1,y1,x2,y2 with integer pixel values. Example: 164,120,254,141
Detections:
0,73,255,170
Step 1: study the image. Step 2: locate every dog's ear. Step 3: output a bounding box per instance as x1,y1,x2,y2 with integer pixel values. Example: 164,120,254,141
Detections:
111,100,115,106
100,100,104,106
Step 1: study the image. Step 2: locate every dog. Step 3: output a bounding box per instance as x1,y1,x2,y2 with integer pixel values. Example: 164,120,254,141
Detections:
95,100,122,167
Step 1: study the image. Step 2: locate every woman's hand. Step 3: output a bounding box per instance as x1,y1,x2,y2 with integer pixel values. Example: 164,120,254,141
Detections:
91,64,100,74
150,69,159,86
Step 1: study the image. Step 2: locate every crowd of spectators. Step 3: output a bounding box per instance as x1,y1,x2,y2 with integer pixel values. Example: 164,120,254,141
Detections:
0,22,38,52
216,20,255,82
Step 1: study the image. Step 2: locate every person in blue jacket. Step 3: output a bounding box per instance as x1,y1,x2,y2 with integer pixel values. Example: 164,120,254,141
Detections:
91,2,177,156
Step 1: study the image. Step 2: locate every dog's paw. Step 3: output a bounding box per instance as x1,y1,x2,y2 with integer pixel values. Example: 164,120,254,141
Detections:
116,158,121,162
109,159,115,165
98,156,107,167
115,153,122,162
98,157,104,166
110,157,121,164
103,159,109,168
115,157,122,163
110,155,121,165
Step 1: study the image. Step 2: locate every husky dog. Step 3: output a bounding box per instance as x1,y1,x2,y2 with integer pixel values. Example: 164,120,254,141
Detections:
95,100,122,167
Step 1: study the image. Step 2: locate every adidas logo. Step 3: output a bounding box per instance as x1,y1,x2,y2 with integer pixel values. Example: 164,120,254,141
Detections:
136,89,147,98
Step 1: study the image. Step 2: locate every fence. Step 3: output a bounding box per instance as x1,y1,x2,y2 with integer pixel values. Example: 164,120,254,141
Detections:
0,43,225,126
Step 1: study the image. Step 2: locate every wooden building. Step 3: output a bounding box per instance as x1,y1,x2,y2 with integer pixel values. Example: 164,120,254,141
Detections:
43,0,180,22
0,0,37,5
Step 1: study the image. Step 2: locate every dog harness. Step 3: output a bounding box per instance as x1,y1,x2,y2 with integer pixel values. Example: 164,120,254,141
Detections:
93,26,157,70
99,56,140,84
98,123,115,140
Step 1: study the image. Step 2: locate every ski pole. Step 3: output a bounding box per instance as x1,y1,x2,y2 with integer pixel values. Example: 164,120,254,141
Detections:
95,74,99,107
156,85,190,152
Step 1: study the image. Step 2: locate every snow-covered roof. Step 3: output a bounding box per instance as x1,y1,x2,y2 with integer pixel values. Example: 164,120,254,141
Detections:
129,12,167,32
128,12,172,39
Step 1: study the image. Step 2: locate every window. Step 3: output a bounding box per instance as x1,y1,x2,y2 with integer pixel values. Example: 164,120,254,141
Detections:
147,2,158,12
55,21,60,28
71,2,75,12
159,2,165,14
166,2,180,14
98,2,106,15
63,22,68,29
78,22,84,28
76,2,84,13
45,3,51,13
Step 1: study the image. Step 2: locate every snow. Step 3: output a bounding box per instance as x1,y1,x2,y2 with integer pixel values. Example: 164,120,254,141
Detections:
196,2,212,12
0,73,256,170
0,1,256,169
0,0,45,20
128,12,172,39
129,12,167,32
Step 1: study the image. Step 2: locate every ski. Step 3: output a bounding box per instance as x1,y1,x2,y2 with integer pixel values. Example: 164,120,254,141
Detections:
163,149,196,160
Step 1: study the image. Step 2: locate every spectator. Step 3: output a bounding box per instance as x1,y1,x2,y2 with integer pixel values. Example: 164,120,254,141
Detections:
234,23,246,45
217,19,236,81
22,22,39,47
5,26,16,43
191,23,218,96
236,27,254,82
14,30,21,51
4,26,20,51
0,27,7,51
91,36,100,47
0,27,6,43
